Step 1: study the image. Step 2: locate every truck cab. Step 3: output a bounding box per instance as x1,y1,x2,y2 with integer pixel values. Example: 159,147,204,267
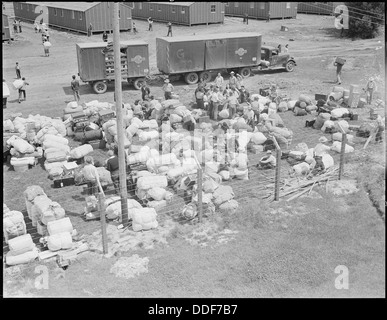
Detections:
259,46,296,72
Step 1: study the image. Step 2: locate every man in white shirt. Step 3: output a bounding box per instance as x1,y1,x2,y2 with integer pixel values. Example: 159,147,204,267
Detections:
215,73,224,91
83,156,103,195
229,71,237,89
162,79,174,100
210,87,220,120
148,17,153,31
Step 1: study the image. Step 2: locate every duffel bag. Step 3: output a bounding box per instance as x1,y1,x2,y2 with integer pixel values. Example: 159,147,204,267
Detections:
45,150,68,163
70,144,93,159
83,129,102,142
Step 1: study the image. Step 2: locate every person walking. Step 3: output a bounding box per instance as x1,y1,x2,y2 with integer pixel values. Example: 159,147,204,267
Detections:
215,73,224,91
132,22,138,34
18,20,22,33
15,62,21,79
87,23,93,37
71,75,80,102
333,58,344,85
102,31,108,42
141,82,150,101
244,13,249,25
147,17,153,31
166,22,172,37
13,19,18,33
83,156,104,196
18,77,29,103
3,79,10,109
364,77,377,105
34,21,40,33
162,79,174,100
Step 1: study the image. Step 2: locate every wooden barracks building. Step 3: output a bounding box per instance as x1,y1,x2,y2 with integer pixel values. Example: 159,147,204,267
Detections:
225,2,298,20
130,2,225,26
13,2,133,34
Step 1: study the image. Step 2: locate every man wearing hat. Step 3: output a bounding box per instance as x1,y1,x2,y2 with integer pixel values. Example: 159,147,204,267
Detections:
162,79,174,100
258,150,276,169
364,77,377,105
228,71,237,90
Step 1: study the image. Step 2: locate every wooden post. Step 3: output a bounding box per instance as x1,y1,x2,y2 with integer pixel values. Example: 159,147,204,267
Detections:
272,136,281,201
113,2,129,227
98,192,108,255
337,123,346,180
197,167,203,223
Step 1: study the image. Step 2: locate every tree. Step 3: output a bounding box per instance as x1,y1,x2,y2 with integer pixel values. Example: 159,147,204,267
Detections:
345,2,385,39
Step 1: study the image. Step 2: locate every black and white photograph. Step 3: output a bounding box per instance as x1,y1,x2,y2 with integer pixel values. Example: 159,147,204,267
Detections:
2,1,385,307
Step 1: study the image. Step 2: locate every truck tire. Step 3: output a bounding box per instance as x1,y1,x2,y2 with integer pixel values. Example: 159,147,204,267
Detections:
199,71,212,83
285,61,295,72
184,72,199,85
93,81,108,94
239,67,251,78
133,78,146,90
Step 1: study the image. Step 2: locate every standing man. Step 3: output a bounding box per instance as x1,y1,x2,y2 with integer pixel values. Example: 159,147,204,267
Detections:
141,82,151,101
15,62,21,79
244,13,249,25
167,22,172,37
3,79,10,109
333,58,344,85
147,17,153,31
364,77,377,105
228,71,237,90
215,72,224,91
132,22,137,34
266,11,271,23
71,75,80,102
18,20,22,33
102,31,108,42
13,19,18,33
106,146,122,194
210,87,220,121
162,79,174,100
18,77,29,103
83,156,103,196
87,23,93,37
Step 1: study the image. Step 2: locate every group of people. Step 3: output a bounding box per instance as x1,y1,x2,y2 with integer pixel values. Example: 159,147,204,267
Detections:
193,71,255,123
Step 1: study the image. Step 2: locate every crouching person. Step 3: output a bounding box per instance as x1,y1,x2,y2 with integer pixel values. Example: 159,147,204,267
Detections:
257,150,276,169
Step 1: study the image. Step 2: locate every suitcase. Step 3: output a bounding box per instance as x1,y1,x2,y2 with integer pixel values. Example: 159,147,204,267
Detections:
71,111,88,123
87,140,101,149
315,94,328,101
259,88,270,97
53,175,75,188
98,110,115,124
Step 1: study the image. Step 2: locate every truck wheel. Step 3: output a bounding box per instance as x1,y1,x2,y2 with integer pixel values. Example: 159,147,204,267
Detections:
239,67,251,78
199,71,212,83
184,72,199,85
285,61,295,72
133,78,146,90
93,81,107,94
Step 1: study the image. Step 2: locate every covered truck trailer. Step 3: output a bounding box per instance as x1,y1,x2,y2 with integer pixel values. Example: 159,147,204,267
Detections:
156,33,262,84
76,40,149,94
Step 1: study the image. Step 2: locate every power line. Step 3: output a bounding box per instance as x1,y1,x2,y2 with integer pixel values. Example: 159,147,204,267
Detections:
299,2,385,27
299,2,385,19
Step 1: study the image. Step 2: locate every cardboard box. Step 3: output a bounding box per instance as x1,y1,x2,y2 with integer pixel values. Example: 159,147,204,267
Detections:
335,57,346,65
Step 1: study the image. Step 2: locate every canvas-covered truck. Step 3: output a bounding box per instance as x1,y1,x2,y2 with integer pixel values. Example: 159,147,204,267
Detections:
156,33,262,84
76,41,150,94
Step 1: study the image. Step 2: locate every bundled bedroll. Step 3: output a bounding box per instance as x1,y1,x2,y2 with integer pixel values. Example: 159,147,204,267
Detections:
131,208,158,232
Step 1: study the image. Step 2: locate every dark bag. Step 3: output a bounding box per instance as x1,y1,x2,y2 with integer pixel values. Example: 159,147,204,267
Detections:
83,129,103,142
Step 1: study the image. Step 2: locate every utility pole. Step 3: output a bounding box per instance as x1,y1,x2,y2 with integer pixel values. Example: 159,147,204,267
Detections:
113,2,129,227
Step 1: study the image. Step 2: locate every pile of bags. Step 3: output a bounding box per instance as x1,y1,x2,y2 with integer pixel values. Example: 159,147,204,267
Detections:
136,175,169,210
292,94,317,116
23,185,65,227
3,204,27,243
5,234,39,266
6,135,40,170
43,217,74,251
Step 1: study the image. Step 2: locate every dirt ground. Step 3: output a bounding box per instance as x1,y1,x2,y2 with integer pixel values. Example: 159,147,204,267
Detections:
2,4,385,299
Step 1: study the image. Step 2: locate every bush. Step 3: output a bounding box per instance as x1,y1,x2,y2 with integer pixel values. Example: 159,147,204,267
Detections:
345,2,385,39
